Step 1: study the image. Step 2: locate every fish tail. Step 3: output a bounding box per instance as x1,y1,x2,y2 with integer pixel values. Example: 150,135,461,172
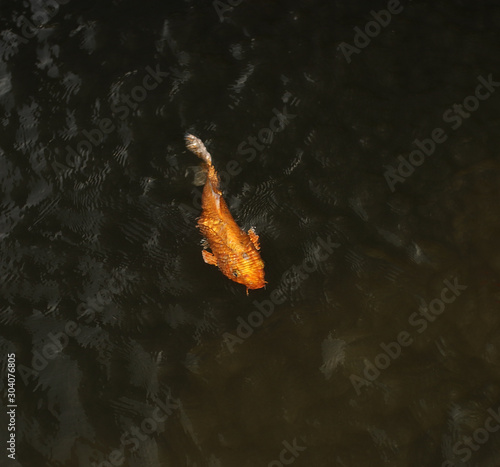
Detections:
185,133,220,192
185,134,212,166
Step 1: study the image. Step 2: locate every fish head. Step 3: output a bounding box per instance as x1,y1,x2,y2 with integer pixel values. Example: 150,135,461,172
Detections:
227,248,266,291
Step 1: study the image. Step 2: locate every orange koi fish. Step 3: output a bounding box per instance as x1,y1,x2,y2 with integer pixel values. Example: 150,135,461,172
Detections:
185,134,265,293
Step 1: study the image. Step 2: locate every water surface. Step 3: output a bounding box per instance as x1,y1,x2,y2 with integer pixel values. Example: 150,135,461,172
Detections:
1,0,500,466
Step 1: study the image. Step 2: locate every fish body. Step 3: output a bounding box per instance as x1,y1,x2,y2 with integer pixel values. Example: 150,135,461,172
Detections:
185,134,265,293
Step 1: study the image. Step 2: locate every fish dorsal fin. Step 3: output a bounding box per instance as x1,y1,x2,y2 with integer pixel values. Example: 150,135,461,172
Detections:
207,180,223,216
215,195,221,215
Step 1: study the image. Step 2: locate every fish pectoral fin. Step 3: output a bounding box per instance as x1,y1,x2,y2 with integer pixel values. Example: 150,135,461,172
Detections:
202,250,218,266
248,228,260,250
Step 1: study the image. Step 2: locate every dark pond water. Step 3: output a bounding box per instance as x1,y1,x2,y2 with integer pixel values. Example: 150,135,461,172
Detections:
1,0,500,466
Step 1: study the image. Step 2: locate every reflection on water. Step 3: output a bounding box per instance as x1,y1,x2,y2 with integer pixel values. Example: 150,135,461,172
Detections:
1,0,500,465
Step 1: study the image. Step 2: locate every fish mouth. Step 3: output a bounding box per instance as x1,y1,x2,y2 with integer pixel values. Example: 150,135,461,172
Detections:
244,278,266,290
